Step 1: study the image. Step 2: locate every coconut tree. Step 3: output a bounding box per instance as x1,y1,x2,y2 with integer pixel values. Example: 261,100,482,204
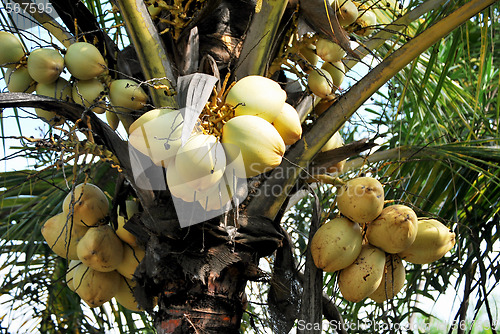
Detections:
0,0,499,333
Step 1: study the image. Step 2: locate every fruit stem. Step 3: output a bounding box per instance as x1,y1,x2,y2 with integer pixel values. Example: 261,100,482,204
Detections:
307,174,346,187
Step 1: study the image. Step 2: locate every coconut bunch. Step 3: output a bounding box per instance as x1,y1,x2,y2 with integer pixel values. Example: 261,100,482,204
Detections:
128,75,302,210
41,183,146,311
332,0,378,37
311,176,456,303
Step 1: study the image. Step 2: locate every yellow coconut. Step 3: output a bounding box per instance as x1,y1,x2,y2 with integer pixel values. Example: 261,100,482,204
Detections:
73,264,121,308
369,254,406,303
337,0,359,27
72,78,107,114
41,213,89,260
116,244,145,279
106,110,120,130
27,48,64,84
116,200,140,247
64,42,106,80
310,217,363,272
175,134,226,191
366,204,418,254
35,77,72,126
128,108,184,166
76,224,124,272
337,176,384,224
109,79,148,111
298,43,319,69
321,60,345,90
0,32,25,67
315,38,346,63
5,66,35,93
354,8,377,36
398,219,456,264
166,158,201,202
197,168,239,211
308,68,333,99
225,75,286,123
272,103,302,145
320,131,345,174
62,183,109,228
221,115,286,178
115,277,143,312
66,260,83,291
338,244,386,302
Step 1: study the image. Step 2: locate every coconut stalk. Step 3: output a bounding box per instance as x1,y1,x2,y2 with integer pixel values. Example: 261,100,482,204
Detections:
234,0,289,78
247,0,499,220
115,0,177,108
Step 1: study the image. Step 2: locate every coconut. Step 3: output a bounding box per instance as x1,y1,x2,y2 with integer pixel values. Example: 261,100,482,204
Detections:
77,224,124,272
197,168,239,211
27,48,64,84
66,260,83,291
308,68,333,99
338,244,386,302
62,183,109,228
41,213,88,260
72,78,107,114
175,134,226,191
337,0,359,27
5,66,35,93
321,60,345,90
116,200,140,247
298,43,319,69
35,77,72,126
272,103,302,145
114,277,143,311
337,177,384,224
73,264,121,308
221,115,286,178
116,244,145,279
166,158,198,202
366,204,418,254
109,79,148,111
104,111,119,131
310,217,363,272
315,38,346,63
0,32,25,67
355,8,377,36
128,108,183,166
320,131,345,174
369,254,406,303
225,75,286,123
398,219,456,264
64,42,106,80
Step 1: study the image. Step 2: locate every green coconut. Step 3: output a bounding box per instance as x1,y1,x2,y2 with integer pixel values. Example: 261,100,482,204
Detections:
225,75,286,123
366,204,418,254
5,66,36,93
128,108,184,166
338,244,386,302
35,77,72,126
175,134,226,192
72,78,107,114
308,68,333,99
0,32,25,67
354,8,378,36
321,60,345,90
73,264,121,308
109,79,148,111
315,38,346,63
310,217,363,272
298,43,319,69
398,219,456,264
106,110,120,130
272,103,302,145
221,115,285,178
27,48,64,84
64,42,106,80
337,176,385,224
337,0,359,27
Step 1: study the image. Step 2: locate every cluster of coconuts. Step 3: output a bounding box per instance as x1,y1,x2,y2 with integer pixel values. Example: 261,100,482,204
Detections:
0,31,146,131
128,75,302,210
311,176,456,303
41,183,146,311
